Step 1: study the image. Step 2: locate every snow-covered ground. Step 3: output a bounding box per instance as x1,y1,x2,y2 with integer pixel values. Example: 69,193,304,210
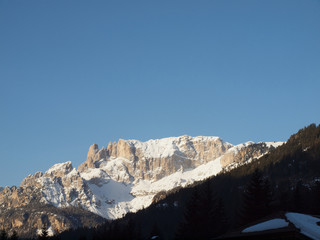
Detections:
241,213,320,240
286,212,320,240
242,219,288,233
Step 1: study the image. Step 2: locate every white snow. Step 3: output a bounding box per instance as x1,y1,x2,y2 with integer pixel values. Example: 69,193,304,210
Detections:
286,212,320,240
227,142,254,154
132,156,222,196
28,135,285,220
80,168,109,181
242,213,320,239
39,177,67,207
242,218,289,233
37,226,54,236
126,135,223,159
265,142,285,148
100,158,133,183
77,155,223,219
46,161,73,175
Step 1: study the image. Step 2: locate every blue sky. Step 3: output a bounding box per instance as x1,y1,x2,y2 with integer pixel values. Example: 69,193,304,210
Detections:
1,0,319,186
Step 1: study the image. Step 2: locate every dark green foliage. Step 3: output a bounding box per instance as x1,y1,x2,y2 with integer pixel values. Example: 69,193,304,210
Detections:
175,182,228,239
239,169,273,225
198,181,228,237
175,188,202,240
293,181,303,211
312,181,320,214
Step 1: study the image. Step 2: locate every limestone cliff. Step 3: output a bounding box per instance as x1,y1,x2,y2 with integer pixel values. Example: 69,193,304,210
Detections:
0,162,105,238
220,142,273,169
0,199,104,238
78,136,234,182
0,135,283,238
78,144,107,171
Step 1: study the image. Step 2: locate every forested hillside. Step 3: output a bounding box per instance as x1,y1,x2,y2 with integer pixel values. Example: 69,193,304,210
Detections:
55,124,320,240
13,124,319,240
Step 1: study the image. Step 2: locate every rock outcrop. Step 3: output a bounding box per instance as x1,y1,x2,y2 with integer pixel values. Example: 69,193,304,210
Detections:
0,202,104,238
79,136,234,182
0,135,283,238
78,144,108,171
220,142,273,169
0,162,105,238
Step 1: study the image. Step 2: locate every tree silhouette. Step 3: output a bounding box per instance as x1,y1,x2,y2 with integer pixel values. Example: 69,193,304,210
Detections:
197,181,220,238
214,198,229,236
293,181,303,211
175,182,228,240
240,169,272,225
175,188,202,240
122,216,142,240
312,181,320,214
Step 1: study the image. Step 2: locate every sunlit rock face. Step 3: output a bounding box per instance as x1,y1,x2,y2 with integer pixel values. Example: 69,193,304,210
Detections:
79,136,233,182
0,135,283,238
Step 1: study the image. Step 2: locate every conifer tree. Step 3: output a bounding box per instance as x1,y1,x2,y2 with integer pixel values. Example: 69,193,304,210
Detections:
312,181,320,214
240,169,272,225
293,181,304,211
175,182,229,239
198,181,218,238
108,221,122,240
214,198,229,236
123,217,140,240
175,188,202,240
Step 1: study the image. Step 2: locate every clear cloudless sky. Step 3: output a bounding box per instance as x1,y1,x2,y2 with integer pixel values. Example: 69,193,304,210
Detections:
1,0,319,186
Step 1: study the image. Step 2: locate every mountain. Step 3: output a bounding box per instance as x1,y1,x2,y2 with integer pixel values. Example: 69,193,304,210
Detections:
0,135,283,238
71,124,319,240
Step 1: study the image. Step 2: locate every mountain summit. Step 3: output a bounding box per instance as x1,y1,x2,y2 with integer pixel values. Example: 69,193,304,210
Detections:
0,135,283,237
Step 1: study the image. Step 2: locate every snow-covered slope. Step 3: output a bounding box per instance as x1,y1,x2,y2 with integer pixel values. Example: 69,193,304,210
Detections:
242,213,320,240
18,136,284,220
286,212,320,240
126,136,223,159
242,219,289,233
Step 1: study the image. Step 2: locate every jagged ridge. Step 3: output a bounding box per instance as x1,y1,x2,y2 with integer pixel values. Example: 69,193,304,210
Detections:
0,135,283,237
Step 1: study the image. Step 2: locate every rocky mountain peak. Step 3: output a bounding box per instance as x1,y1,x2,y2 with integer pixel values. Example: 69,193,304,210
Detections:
78,144,108,172
107,139,136,160
45,161,74,177
78,136,235,182
1,135,284,238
